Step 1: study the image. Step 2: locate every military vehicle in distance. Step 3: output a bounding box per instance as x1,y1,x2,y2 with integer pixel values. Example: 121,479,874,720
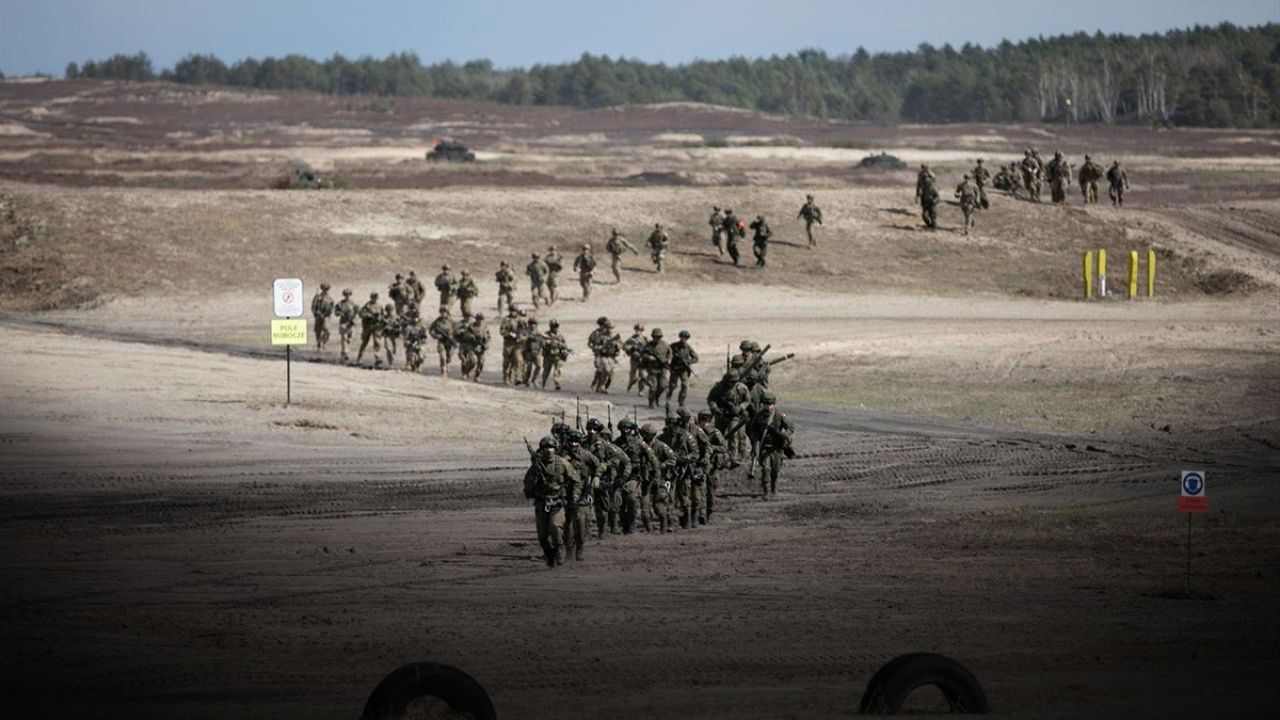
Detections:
426,139,477,163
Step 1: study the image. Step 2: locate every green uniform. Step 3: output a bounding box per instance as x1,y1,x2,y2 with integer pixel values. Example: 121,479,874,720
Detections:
667,338,699,407
495,267,516,312
526,258,548,307
1080,158,1104,204
646,435,678,532
434,271,457,311
750,217,772,267
618,431,658,533
356,299,383,366
955,179,980,235
499,313,524,385
586,434,631,536
707,374,751,462
456,319,489,381
543,251,562,304
591,329,621,393
1107,163,1129,207
797,199,823,247
405,275,426,310
646,227,669,273
388,280,411,315
722,212,745,266
402,316,427,371
311,290,335,351
428,315,456,377
573,251,596,299
455,274,479,319
971,165,990,208
521,322,543,387
524,451,577,567
698,423,728,520
920,181,939,229
709,209,726,255
747,407,794,496
540,329,569,390
381,307,401,368
623,331,648,394
334,297,357,361
664,419,704,529
1046,155,1071,204
561,444,600,561
643,337,672,408
605,232,636,283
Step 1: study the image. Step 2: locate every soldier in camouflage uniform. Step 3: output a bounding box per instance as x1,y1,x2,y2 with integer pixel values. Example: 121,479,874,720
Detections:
916,167,939,229
521,317,543,387
590,319,622,394
388,274,410,315
640,423,677,532
1046,151,1070,204
334,288,357,363
573,244,596,300
524,435,576,568
541,319,569,391
615,418,658,534
797,194,823,248
356,292,383,367
747,391,795,498
405,270,426,311
642,328,672,409
708,367,751,464
955,174,981,236
381,303,402,368
1020,149,1043,202
499,306,524,385
402,306,427,372
646,223,670,273
667,329,699,407
585,417,631,537
434,265,457,312
708,206,725,255
1079,155,1104,204
623,323,649,395
915,164,936,204
722,208,746,266
543,246,563,305
455,270,479,320
750,215,772,267
456,313,489,382
428,307,456,378
697,411,728,523
664,408,705,529
311,283,335,351
494,261,516,313
604,229,637,284
1107,161,1129,207
526,252,549,308
971,160,991,209
560,429,599,561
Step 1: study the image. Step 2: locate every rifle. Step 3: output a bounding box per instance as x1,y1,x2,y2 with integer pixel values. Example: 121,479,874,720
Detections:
607,406,613,437
766,352,795,367
523,436,537,460
726,344,730,372
575,397,582,430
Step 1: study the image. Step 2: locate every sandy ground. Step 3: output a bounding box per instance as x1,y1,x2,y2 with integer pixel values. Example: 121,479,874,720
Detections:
2,82,1279,718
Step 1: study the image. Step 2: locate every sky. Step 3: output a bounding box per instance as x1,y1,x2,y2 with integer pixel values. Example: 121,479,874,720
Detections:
1,0,1277,76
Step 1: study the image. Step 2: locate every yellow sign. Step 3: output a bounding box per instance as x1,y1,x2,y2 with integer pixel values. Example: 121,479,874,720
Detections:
271,318,308,346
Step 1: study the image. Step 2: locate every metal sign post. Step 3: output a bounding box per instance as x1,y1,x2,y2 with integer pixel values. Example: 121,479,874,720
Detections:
272,278,306,405
1178,470,1207,594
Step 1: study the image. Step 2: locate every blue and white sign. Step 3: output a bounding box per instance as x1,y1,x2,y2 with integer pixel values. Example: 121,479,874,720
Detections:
1180,471,1205,497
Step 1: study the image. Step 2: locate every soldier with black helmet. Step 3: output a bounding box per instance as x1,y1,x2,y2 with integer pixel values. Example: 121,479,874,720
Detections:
524,435,577,568
311,283,335,351
586,417,630,536
640,423,677,532
746,391,795,498
616,418,658,534
560,429,599,561
643,327,672,409
668,329,699,408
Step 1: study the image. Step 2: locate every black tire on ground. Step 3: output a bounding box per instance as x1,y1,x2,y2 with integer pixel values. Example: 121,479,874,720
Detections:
859,652,988,715
362,662,497,720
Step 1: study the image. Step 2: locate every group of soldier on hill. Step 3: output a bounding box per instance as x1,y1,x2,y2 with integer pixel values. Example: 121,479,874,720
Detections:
704,194,824,267
523,337,796,568
916,149,1131,234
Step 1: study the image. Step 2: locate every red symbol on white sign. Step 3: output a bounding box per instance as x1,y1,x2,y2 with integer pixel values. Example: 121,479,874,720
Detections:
273,278,304,318
282,291,294,304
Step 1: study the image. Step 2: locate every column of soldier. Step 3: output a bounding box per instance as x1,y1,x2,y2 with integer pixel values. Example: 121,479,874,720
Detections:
521,339,796,568
914,150,1131,235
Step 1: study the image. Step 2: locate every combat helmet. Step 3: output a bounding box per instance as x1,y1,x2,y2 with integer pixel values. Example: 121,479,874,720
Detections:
539,436,559,450
651,328,663,338
617,418,637,433
678,330,690,339
320,283,330,291
638,424,657,440
586,418,604,433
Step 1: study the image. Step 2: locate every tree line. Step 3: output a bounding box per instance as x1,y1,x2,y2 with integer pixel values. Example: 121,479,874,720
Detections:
60,22,1280,128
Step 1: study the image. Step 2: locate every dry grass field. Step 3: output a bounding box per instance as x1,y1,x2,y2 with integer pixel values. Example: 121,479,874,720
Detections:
2,79,1278,718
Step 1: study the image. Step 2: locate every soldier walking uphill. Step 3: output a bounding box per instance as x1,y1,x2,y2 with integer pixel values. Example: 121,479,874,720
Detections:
1079,155,1104,204
311,283,335,351
541,319,569,391
520,317,543,387
604,229,636,283
708,206,726,255
526,252,549,308
494,261,516,313
745,392,795,498
955,174,981,236
722,208,746,265
915,165,939,230
639,423,677,532
356,292,383,367
615,418,658,534
456,313,489,382
429,307,457,378
1107,161,1130,207
624,323,649,396
499,306,525,385
524,435,577,568
646,223,670,273
971,160,991,209
642,328,672,409
405,271,426,311
696,411,728,523
586,418,631,537
589,319,622,394
750,215,772,267
573,244,596,300
543,246,563,305
334,288,357,362
559,429,599,561
707,367,751,465
797,194,823,247
455,270,479,320
1046,151,1071,204
667,329,699,407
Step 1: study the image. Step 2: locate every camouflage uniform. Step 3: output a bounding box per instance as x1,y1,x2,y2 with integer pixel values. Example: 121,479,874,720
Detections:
590,321,621,394
1046,152,1071,204
707,368,751,463
1020,149,1042,202
722,210,746,266
524,438,577,567
428,309,456,378
334,290,357,362
311,284,335,351
1079,156,1104,204
573,245,596,299
955,175,980,236
455,271,479,320
916,166,939,229
641,424,678,532
971,162,991,209
708,207,725,255
494,262,516,313
405,271,426,311
1107,161,1129,207
520,318,543,387
664,409,705,529
623,324,649,395
499,308,525,385
434,266,457,311
402,309,427,372
586,420,631,537
456,314,489,381
560,432,599,561
540,322,569,390
667,330,699,407
388,274,410,315
356,293,383,367
604,230,636,283
642,329,672,409
616,420,658,533
526,253,549,307
747,393,795,497
380,304,401,368
797,195,823,247
697,412,728,522
646,224,669,273
543,247,562,305
750,215,771,267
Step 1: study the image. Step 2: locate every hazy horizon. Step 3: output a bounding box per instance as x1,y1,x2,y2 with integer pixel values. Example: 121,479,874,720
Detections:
1,0,1276,77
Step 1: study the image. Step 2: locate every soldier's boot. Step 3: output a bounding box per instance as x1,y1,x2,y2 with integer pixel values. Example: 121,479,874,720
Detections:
679,510,689,529
575,546,584,561
770,478,778,495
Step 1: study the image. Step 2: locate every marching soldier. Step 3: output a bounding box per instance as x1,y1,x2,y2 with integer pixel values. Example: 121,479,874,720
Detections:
643,327,672,409
623,323,649,395
915,164,936,204
585,418,630,537
402,306,427,372
971,160,991,209
573,243,596,300
381,303,401,368
665,408,704,529
335,288,358,363
707,368,751,464
455,270,479,320
560,429,599,561
639,423,677,532
356,291,383,367
1046,151,1071,204
797,194,823,247
616,418,658,534
667,329,699,407
310,283,334,351
604,229,637,284
495,261,516,313
955,173,981,236
456,312,489,382
405,270,426,310
722,208,746,266
1107,160,1130,207
708,206,725,255
647,223,670,273
434,265,457,311
750,214,771,267
388,274,410,315
1079,155,1104,204
590,319,622,393
524,436,576,568
499,306,524,385
916,166,939,229
543,245,563,305
541,319,569,391
428,307,456,378
697,411,727,523
747,392,795,498
526,252,549,307
521,317,543,387
1020,149,1042,202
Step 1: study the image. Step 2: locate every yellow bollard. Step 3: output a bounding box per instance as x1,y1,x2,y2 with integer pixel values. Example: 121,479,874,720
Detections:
1083,250,1093,299
1147,248,1156,297
1097,249,1107,298
1128,251,1139,299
